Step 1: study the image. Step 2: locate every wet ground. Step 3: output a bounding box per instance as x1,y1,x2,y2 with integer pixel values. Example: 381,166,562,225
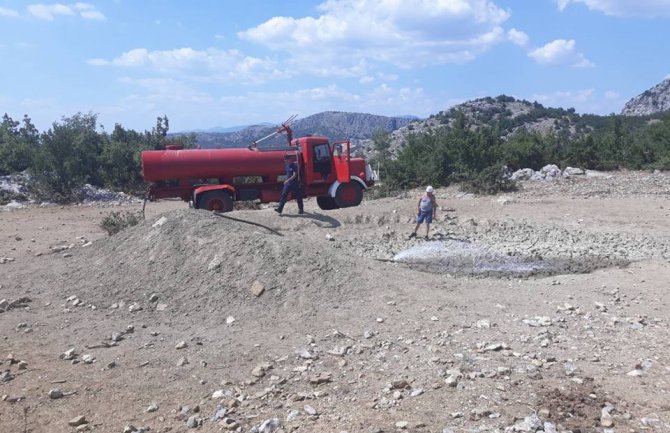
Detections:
393,238,631,277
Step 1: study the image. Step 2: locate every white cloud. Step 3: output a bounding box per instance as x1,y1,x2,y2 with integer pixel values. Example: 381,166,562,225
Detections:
528,39,594,68
0,7,19,17
79,10,105,20
89,47,286,84
28,4,74,20
216,83,436,123
526,89,628,115
507,28,529,47
27,3,106,21
556,0,670,17
238,0,510,70
531,89,595,107
119,77,215,104
530,89,626,114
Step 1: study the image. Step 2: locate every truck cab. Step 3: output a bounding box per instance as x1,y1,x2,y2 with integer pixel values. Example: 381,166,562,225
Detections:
293,137,373,210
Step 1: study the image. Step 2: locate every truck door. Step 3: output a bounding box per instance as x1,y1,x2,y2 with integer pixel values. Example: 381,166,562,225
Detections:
306,142,333,183
332,140,350,183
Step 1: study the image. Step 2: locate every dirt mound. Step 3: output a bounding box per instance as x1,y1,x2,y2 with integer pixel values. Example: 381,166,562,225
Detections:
55,209,368,318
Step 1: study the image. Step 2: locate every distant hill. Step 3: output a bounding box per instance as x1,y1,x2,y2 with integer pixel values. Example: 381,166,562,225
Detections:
187,123,273,134
181,87,669,159
621,78,670,116
369,95,596,156
191,111,416,151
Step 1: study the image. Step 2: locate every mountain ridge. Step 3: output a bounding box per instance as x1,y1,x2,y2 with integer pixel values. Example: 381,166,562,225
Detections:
189,111,416,149
181,78,670,156
621,78,670,116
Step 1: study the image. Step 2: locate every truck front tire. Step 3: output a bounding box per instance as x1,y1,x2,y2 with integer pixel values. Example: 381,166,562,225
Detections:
317,196,339,210
334,182,363,208
197,190,234,212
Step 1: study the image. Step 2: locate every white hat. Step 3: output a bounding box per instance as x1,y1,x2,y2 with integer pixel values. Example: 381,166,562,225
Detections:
426,186,434,193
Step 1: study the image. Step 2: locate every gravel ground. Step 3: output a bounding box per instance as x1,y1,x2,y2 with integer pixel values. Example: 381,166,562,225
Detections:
1,171,669,433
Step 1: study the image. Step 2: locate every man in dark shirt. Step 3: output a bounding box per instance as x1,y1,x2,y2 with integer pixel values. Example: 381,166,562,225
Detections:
275,154,304,215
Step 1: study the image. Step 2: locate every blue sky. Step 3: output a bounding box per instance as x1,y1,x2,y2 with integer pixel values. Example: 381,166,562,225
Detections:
1,0,669,132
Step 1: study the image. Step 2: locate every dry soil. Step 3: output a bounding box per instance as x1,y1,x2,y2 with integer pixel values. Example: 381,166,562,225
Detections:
1,171,669,433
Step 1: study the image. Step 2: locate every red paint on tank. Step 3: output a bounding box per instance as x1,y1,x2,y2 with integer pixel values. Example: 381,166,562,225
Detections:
142,148,291,181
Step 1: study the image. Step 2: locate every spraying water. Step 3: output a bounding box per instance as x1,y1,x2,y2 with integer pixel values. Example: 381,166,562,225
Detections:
393,239,549,276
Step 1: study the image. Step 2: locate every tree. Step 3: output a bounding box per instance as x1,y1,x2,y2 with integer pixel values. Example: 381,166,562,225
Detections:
0,114,37,175
369,129,392,182
98,124,148,192
146,115,170,150
31,113,104,201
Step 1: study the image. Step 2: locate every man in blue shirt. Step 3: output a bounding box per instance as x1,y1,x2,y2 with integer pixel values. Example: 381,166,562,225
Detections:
409,185,437,239
275,154,304,215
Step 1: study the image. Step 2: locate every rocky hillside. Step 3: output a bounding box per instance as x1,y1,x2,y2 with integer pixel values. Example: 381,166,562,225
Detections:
621,78,670,116
363,95,593,157
193,111,416,149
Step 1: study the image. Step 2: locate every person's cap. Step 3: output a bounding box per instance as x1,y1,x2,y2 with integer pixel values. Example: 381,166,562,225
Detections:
426,186,434,193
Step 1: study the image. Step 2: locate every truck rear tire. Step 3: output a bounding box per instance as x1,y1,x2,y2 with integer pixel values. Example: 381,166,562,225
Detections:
198,190,234,212
334,182,363,208
317,196,339,210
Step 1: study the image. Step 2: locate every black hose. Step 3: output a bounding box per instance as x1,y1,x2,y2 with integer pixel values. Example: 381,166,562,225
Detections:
212,211,283,236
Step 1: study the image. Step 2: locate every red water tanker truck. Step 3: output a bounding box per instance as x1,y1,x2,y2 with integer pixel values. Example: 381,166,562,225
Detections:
141,124,376,212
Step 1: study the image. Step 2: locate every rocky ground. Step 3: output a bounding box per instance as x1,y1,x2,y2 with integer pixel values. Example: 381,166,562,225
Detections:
1,170,669,433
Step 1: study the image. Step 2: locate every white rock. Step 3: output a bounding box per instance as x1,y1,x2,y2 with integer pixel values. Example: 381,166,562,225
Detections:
286,410,300,422
296,349,313,359
563,167,585,177
152,217,168,228
258,418,281,433
475,319,492,328
304,404,318,416
61,348,76,360
48,389,63,399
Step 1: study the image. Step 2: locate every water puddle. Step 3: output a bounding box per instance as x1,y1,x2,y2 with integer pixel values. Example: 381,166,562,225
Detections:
393,239,628,277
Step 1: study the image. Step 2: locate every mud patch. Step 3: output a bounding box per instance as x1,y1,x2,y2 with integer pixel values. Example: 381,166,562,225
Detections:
393,239,629,277
535,383,636,433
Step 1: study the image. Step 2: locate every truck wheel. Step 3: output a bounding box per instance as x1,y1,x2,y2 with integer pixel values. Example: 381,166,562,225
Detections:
334,182,363,208
198,190,233,212
317,196,339,210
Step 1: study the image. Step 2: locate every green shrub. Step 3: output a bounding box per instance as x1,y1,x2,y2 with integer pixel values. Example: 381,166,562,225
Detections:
463,165,517,195
365,183,403,200
0,190,28,205
100,211,142,236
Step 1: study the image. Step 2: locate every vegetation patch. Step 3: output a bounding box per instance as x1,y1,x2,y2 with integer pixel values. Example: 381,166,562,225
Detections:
462,165,517,195
100,211,143,236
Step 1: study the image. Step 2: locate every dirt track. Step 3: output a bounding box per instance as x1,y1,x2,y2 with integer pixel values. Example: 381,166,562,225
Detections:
1,171,669,433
